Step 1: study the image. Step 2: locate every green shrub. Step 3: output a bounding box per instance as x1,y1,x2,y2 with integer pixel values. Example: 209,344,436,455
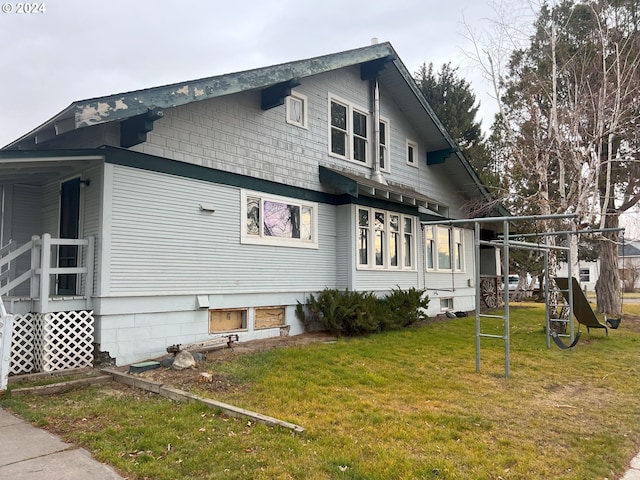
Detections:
380,286,430,329
296,287,430,336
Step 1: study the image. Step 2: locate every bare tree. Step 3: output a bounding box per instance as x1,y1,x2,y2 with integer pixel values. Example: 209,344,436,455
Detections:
465,0,640,316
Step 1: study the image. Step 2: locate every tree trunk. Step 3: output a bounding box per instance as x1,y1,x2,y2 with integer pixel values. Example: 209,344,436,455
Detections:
595,213,622,316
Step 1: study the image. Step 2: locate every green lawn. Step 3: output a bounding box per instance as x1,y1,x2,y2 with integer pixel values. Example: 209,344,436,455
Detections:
2,303,639,479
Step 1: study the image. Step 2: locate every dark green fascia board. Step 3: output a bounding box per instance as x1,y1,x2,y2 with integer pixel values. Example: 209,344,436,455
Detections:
261,78,301,110
103,147,342,205
318,165,359,197
426,147,459,165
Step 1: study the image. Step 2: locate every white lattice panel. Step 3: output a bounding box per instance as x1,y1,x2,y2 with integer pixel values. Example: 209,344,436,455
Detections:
41,311,94,372
9,313,35,375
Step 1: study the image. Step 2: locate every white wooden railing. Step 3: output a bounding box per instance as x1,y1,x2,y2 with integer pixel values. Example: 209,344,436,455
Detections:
0,234,95,312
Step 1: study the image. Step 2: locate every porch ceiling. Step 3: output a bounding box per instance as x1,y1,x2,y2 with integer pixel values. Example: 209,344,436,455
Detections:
0,154,103,186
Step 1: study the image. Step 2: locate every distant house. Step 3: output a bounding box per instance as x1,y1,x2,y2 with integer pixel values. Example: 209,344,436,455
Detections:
0,42,500,368
620,240,640,291
556,238,640,293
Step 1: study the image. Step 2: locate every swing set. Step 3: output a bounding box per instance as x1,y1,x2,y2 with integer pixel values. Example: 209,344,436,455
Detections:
422,213,624,378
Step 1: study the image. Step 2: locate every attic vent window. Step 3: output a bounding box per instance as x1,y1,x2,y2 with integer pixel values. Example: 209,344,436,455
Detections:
286,92,307,128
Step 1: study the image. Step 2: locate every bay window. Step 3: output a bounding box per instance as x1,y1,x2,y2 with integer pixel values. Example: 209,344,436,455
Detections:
357,207,415,270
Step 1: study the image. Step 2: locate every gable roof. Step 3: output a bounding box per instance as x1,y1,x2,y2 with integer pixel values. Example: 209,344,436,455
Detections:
3,41,498,210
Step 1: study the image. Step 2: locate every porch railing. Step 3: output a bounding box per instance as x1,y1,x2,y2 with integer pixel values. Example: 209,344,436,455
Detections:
0,233,95,313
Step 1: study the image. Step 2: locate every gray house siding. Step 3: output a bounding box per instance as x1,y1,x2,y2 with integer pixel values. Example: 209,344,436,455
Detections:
107,164,337,295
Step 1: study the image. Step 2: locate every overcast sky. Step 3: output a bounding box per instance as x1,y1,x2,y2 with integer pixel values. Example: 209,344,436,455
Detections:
0,0,505,148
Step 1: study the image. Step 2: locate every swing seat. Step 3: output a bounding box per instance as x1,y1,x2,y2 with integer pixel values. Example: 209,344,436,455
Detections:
554,277,609,336
551,330,582,350
605,316,621,329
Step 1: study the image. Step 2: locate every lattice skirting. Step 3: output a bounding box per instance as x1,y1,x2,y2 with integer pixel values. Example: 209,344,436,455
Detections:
10,311,94,374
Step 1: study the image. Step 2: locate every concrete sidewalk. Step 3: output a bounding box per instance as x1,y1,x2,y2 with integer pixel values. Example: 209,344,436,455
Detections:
0,408,123,479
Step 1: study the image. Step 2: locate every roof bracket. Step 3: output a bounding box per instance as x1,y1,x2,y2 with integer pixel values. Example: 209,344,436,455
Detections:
261,78,301,110
360,55,395,81
120,109,164,148
426,147,459,165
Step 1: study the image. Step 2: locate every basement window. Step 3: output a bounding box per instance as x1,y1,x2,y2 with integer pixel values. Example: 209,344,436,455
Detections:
209,309,247,333
255,306,286,329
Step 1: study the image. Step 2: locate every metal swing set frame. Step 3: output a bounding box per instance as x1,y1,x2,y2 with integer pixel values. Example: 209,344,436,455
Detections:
422,213,624,378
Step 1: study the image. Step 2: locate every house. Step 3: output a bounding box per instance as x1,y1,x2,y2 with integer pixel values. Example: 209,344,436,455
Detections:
0,41,499,369
620,240,640,291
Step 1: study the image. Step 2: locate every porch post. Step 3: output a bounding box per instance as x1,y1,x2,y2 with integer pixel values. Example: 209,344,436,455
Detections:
0,301,13,391
39,233,51,314
85,235,95,310
29,235,41,299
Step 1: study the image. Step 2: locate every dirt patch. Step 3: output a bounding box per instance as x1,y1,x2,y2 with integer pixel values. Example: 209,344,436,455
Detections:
133,331,337,393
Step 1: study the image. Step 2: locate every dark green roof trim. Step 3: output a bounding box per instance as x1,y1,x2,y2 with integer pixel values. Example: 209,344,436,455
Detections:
103,147,340,205
106,148,427,215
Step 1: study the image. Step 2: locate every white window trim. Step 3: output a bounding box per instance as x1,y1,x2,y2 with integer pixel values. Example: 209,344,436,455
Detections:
406,139,419,168
286,91,308,129
379,117,391,173
328,93,371,167
439,298,454,312
425,225,466,273
241,190,319,249
356,206,416,271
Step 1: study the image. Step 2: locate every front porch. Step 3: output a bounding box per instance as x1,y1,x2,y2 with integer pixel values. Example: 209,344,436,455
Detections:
0,234,95,378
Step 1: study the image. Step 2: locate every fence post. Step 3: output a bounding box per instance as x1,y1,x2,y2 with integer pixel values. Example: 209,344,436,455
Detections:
39,233,51,314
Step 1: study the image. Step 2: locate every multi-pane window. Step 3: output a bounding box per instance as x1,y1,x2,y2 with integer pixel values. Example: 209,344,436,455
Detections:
353,110,368,162
242,191,318,249
403,217,413,267
579,268,590,282
330,100,348,157
357,207,415,270
425,226,465,272
329,95,386,167
358,209,370,266
374,211,385,266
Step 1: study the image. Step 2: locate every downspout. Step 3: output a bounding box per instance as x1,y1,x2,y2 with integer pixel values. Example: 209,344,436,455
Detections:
370,79,386,184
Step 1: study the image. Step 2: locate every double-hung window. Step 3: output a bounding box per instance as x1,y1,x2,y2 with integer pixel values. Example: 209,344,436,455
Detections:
242,190,318,249
425,225,465,272
358,207,415,270
329,94,370,165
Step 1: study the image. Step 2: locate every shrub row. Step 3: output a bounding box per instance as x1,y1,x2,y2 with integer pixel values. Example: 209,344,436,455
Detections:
295,287,430,336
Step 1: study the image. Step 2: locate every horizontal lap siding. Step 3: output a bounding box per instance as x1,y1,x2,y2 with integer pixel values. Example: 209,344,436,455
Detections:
109,165,337,295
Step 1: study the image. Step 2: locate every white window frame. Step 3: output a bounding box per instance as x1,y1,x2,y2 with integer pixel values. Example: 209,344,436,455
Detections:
356,206,416,271
406,139,419,168
328,93,371,166
286,92,308,129
424,225,465,272
440,298,454,311
379,117,391,173
241,190,318,249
